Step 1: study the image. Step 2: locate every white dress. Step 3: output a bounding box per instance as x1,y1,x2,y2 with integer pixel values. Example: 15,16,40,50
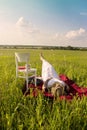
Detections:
41,58,66,88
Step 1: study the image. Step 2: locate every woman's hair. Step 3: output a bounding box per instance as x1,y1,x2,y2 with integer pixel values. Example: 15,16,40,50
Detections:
50,82,64,99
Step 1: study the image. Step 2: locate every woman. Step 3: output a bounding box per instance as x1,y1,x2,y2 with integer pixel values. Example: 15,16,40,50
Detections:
40,53,69,98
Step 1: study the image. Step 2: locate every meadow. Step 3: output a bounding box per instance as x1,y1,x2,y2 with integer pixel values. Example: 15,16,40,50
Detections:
0,48,87,130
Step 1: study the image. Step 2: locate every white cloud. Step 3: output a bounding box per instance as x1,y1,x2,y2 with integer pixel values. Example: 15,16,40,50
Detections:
80,12,87,16
16,17,29,27
0,17,87,47
16,17,40,34
51,28,87,47
65,28,86,39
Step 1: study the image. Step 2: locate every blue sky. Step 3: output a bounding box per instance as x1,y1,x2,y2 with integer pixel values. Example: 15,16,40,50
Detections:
0,0,87,47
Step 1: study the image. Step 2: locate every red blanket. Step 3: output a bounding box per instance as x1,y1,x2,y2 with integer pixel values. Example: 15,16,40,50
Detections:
59,74,87,100
23,75,87,100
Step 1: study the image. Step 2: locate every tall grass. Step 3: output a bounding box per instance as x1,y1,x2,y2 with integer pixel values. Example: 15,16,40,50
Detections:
0,49,87,130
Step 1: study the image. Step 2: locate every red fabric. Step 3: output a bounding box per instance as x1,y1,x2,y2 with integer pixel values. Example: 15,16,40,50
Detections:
59,74,87,100
24,74,87,100
18,66,26,70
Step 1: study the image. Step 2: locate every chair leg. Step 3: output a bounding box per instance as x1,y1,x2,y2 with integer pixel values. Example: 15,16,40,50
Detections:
35,77,36,86
35,71,37,86
16,69,18,78
26,77,29,90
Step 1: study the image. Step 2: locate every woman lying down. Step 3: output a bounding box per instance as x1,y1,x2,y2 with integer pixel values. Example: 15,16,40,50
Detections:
40,53,69,99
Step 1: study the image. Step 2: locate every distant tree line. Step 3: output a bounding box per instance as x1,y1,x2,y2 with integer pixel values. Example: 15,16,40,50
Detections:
38,45,87,51
0,45,87,51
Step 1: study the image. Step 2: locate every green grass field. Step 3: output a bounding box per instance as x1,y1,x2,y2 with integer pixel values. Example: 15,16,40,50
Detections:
0,49,87,130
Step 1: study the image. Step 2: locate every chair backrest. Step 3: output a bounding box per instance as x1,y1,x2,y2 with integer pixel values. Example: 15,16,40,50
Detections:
15,52,30,63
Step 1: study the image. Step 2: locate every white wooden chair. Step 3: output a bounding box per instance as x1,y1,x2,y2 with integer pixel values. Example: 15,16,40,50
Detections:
15,52,37,90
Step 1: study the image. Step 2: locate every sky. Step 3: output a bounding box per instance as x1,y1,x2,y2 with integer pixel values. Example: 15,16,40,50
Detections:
0,0,87,47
